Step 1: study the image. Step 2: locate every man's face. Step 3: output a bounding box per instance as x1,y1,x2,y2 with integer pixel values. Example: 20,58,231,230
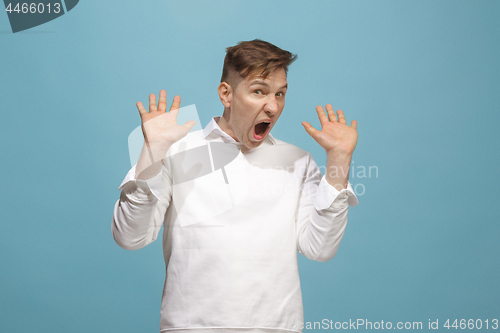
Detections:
220,67,288,149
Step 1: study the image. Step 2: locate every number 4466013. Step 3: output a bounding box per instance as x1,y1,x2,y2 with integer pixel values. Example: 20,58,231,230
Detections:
444,319,498,330
5,3,61,14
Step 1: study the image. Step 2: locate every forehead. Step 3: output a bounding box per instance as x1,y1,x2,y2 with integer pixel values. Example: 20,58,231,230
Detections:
243,67,287,87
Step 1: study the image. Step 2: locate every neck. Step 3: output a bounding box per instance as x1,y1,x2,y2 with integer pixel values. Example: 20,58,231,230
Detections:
217,110,237,141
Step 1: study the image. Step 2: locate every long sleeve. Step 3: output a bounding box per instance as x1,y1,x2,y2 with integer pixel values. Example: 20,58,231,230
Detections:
296,153,358,262
111,160,173,250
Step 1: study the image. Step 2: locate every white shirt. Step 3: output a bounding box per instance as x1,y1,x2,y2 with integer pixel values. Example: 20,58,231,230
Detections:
112,117,358,333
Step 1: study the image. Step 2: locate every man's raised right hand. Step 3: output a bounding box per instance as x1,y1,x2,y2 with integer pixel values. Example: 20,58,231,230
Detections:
137,90,196,150
134,90,196,180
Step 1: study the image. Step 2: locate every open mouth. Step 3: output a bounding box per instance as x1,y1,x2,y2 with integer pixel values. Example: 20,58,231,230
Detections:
254,121,271,140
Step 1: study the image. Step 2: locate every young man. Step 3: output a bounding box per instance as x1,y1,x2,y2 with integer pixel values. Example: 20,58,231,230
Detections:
113,39,358,333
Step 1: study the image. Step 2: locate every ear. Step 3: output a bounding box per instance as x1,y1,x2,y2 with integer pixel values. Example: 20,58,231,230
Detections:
218,82,232,108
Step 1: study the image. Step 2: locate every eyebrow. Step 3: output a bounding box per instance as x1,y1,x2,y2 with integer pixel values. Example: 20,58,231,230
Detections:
250,79,288,90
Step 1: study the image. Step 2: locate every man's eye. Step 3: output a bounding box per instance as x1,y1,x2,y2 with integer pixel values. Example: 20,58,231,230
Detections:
276,92,284,97
254,90,263,95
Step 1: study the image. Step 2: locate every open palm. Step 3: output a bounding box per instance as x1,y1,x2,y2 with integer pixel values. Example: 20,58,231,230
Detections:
302,104,358,155
137,90,196,149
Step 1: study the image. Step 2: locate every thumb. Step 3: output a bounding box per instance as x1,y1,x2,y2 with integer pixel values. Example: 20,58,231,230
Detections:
302,121,319,137
182,120,196,131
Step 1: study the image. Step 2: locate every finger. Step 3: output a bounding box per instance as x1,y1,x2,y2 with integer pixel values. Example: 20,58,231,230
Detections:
315,106,329,126
302,121,320,137
182,120,196,131
158,90,167,113
169,95,181,113
149,94,157,113
325,104,337,122
136,101,148,116
351,120,357,130
337,109,346,124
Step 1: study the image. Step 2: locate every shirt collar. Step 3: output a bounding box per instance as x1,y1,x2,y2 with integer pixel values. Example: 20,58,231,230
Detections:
203,116,276,146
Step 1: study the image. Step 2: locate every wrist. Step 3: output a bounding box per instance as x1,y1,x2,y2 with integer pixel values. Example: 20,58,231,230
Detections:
326,150,352,164
145,141,172,154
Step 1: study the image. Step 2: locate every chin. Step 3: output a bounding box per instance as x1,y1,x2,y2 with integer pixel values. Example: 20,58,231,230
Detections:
243,138,263,150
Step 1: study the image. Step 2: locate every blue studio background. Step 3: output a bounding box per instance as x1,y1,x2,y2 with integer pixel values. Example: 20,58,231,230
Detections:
1,1,499,332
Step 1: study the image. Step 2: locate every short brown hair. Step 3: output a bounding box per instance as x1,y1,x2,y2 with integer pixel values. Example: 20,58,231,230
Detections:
221,39,297,89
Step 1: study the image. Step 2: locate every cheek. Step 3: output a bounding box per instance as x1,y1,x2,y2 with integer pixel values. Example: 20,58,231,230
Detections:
234,116,251,139
276,109,284,120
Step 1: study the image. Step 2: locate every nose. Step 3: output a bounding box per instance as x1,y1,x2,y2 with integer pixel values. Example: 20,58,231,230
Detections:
263,95,279,116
